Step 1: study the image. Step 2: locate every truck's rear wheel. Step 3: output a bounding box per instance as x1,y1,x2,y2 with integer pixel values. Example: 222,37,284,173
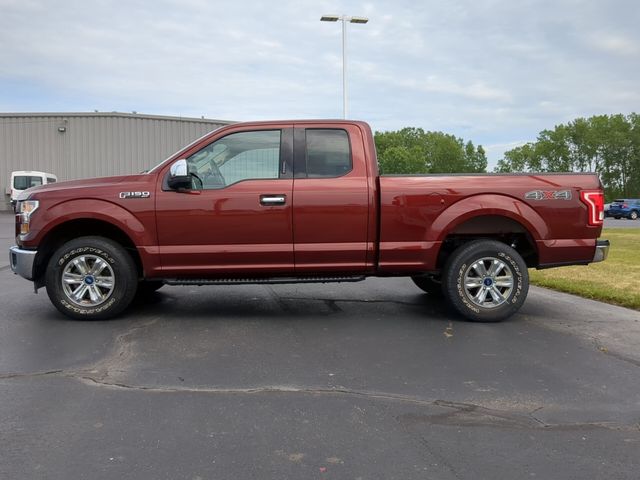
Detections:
45,236,138,320
442,240,528,322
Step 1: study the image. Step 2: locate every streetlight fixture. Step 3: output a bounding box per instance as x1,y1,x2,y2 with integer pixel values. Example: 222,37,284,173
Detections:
320,14,369,119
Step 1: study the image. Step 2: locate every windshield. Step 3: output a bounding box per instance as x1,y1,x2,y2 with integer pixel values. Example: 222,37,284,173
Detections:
13,175,43,190
147,127,223,173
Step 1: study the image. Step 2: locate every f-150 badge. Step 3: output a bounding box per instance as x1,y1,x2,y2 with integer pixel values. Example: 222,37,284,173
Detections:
525,190,572,200
119,191,150,199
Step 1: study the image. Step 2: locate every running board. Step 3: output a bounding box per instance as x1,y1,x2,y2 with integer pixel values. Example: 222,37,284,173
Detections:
164,276,366,286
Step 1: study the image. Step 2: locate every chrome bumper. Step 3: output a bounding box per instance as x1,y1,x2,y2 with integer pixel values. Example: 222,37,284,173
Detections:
9,246,37,280
592,240,610,263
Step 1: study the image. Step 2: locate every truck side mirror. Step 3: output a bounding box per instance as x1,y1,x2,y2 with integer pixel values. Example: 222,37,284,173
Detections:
167,159,192,190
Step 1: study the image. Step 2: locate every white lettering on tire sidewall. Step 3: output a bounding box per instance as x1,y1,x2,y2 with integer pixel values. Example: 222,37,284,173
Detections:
57,247,115,267
56,246,118,314
456,251,524,314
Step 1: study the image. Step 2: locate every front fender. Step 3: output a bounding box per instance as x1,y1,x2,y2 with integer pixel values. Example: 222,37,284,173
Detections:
429,194,549,242
26,198,154,247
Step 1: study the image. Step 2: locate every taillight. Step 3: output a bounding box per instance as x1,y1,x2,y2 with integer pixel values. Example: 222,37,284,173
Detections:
580,190,604,226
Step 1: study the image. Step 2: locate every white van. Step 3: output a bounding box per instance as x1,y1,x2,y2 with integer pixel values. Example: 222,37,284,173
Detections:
8,171,58,208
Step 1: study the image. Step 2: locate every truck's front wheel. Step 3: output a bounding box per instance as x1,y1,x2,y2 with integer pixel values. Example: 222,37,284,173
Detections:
45,237,138,320
442,240,529,322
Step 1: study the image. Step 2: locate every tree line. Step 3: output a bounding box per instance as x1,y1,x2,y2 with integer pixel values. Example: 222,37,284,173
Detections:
495,114,640,200
374,128,487,175
375,114,639,200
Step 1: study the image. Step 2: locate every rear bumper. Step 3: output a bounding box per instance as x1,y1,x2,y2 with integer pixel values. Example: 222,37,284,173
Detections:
9,246,37,280
592,240,609,263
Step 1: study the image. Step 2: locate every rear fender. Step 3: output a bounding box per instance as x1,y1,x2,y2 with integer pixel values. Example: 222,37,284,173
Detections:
429,194,549,242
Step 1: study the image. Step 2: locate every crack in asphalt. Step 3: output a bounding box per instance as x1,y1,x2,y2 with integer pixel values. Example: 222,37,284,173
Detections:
0,369,64,379
2,303,639,436
86,316,160,374
2,368,639,433
591,337,640,368
394,416,464,480
398,400,640,432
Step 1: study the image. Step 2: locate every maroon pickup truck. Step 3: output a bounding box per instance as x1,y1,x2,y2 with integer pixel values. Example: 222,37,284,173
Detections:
10,120,608,322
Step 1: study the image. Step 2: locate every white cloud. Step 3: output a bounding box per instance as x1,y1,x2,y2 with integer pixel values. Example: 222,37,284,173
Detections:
589,33,639,56
0,0,639,164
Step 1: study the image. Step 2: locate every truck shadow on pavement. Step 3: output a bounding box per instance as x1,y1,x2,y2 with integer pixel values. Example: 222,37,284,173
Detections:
124,286,457,324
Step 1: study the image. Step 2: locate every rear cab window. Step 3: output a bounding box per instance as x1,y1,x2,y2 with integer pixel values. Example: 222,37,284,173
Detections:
305,129,352,178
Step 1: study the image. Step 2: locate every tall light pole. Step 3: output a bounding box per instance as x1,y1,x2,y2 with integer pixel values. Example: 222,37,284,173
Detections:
320,14,369,119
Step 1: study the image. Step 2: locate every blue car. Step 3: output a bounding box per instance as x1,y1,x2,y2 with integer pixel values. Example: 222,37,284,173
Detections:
606,198,640,220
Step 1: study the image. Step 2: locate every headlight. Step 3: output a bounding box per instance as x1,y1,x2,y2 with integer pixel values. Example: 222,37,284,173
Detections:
17,200,39,236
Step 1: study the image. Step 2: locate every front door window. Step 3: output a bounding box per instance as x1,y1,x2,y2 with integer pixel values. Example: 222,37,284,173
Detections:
186,130,281,189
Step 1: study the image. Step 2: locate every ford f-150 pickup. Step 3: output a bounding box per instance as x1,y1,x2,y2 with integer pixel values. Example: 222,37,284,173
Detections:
9,120,609,322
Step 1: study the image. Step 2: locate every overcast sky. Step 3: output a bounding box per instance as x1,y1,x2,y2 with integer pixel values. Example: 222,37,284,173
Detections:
1,0,639,168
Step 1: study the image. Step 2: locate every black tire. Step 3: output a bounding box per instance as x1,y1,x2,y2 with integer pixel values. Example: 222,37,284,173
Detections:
136,280,164,297
45,236,138,320
630,211,638,220
442,240,529,322
411,275,443,296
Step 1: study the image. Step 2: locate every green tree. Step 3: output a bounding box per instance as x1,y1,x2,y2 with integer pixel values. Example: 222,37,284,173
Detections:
375,128,487,174
378,146,426,174
495,143,537,173
495,113,640,199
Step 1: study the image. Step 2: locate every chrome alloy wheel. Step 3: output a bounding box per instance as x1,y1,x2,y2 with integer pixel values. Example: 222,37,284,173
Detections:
61,255,115,306
463,257,514,309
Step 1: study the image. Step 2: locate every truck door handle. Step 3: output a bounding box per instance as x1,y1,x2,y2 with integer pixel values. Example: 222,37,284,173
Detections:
260,194,286,206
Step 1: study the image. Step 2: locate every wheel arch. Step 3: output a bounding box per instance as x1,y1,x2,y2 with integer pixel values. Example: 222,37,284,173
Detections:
33,218,143,288
429,194,546,269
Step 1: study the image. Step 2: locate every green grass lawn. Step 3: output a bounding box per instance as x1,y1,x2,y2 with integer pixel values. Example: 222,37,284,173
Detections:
530,228,640,310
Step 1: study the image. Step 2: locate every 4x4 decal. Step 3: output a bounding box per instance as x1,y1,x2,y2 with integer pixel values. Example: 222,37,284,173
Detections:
525,190,572,201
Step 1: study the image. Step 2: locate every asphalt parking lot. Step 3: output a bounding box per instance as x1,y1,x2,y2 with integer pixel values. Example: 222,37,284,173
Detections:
2,211,640,479
604,217,640,228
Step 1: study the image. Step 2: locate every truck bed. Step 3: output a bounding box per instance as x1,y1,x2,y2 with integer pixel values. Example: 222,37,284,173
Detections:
378,173,602,272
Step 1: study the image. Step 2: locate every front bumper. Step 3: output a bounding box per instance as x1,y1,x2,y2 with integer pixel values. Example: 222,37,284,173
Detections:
592,240,609,263
9,246,37,280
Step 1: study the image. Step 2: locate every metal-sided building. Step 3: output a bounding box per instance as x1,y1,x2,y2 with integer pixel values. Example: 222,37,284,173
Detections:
0,112,231,210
